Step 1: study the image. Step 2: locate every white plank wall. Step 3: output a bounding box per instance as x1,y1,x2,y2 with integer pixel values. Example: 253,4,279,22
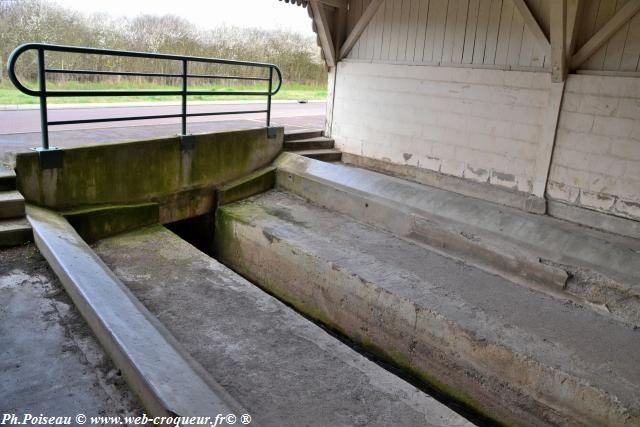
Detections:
577,0,640,72
346,0,550,69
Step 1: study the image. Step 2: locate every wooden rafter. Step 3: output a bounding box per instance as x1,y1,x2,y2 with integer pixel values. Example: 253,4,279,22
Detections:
511,0,550,52
571,0,640,69
551,0,567,82
310,0,336,67
339,0,385,60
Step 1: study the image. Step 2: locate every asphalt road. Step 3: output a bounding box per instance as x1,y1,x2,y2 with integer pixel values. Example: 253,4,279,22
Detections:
0,101,326,163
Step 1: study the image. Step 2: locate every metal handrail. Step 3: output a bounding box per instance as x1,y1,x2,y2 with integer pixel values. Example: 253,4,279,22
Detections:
7,43,283,150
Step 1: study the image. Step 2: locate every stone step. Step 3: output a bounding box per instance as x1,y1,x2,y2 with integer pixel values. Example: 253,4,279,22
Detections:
216,189,640,427
94,225,475,426
284,136,335,151
0,168,16,191
283,128,323,142
292,148,342,162
0,218,32,247
0,190,25,220
274,152,640,327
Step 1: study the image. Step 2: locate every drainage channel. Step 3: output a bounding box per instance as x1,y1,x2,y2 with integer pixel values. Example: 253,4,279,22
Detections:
166,215,496,427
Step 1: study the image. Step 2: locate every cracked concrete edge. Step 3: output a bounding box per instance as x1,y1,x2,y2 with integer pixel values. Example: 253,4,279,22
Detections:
25,204,246,422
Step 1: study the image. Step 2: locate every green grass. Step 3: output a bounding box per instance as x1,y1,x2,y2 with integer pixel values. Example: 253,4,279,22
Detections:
0,80,327,105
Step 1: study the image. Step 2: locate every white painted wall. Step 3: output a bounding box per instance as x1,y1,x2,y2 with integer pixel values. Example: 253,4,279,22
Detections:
547,74,640,220
332,61,550,193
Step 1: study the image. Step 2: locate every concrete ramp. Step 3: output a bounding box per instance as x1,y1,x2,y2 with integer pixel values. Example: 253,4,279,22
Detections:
93,225,473,427
216,190,640,426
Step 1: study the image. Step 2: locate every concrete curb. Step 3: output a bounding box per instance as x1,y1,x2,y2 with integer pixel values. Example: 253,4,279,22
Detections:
0,99,325,111
26,205,244,420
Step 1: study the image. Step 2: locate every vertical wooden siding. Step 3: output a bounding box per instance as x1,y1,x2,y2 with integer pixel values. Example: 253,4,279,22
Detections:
577,0,640,72
344,0,640,72
346,0,550,69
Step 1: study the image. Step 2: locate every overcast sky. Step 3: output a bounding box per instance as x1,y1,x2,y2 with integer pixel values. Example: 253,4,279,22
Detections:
52,0,314,35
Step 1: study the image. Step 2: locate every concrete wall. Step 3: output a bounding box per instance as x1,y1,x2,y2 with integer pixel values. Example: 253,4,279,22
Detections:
547,74,640,221
333,61,549,194
16,128,283,223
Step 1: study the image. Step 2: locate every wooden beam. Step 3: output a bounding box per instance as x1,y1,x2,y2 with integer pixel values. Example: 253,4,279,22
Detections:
566,0,581,60
571,0,640,69
551,0,567,82
511,0,550,52
318,0,347,9
310,0,336,68
338,0,384,60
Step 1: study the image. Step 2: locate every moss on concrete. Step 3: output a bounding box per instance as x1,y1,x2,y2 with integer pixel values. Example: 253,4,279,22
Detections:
15,128,283,213
217,166,276,207
62,203,159,242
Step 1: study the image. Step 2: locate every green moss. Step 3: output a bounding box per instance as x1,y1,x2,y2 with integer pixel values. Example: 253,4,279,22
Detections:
15,128,283,211
62,203,159,242
217,166,276,206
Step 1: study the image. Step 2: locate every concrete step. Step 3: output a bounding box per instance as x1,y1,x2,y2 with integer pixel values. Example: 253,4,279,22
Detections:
26,205,242,418
0,168,16,191
292,148,342,162
0,190,25,220
284,136,335,151
275,153,640,327
216,190,640,427
0,218,32,247
283,128,323,142
94,225,475,426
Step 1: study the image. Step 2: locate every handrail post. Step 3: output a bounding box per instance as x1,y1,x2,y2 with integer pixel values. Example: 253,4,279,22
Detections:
37,47,49,150
181,59,187,135
267,66,273,128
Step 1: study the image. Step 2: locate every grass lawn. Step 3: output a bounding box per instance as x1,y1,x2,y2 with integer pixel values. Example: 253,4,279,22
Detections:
0,80,327,104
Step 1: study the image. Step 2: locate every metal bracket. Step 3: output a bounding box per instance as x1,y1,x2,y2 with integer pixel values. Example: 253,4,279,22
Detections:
267,127,278,139
180,134,195,151
33,147,63,170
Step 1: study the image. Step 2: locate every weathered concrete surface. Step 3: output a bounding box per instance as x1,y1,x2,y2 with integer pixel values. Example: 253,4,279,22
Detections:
275,153,640,326
15,128,283,222
0,190,25,219
342,152,547,214
0,244,142,418
216,190,640,427
0,218,31,247
93,225,474,427
26,205,241,419
62,203,159,242
217,166,276,207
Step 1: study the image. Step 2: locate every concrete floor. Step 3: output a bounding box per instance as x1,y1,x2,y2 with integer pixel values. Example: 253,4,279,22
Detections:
0,244,142,419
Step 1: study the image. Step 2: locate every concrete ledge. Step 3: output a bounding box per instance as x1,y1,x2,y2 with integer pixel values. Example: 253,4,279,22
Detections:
26,205,242,418
275,153,640,327
16,128,283,217
217,166,276,207
342,153,547,214
0,190,25,219
62,203,159,242
548,199,640,240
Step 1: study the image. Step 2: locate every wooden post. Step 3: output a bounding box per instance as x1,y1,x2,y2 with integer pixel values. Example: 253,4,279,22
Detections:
551,0,567,82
